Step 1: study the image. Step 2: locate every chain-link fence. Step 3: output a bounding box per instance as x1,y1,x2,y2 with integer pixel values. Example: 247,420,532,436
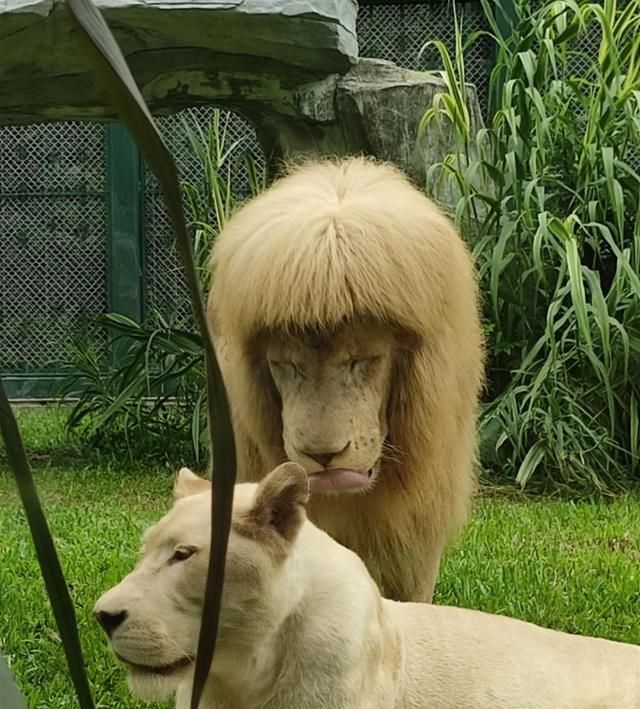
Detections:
144,109,264,327
0,0,621,396
0,123,108,386
358,1,493,110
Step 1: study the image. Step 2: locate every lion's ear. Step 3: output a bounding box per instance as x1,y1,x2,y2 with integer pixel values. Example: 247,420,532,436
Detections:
173,467,211,500
249,463,309,543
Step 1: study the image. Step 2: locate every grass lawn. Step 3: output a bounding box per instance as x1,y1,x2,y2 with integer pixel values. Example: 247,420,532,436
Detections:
2,406,640,707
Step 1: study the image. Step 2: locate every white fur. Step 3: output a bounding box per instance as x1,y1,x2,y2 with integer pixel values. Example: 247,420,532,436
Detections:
96,466,640,709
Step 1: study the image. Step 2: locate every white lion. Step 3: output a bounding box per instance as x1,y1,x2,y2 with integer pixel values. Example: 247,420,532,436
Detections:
208,156,484,601
95,464,640,709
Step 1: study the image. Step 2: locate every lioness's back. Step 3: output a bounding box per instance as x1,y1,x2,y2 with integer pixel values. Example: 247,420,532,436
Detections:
389,601,640,709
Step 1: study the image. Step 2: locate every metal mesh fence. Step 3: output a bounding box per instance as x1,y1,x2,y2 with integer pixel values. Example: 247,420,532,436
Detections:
144,108,265,325
0,123,108,372
358,2,494,112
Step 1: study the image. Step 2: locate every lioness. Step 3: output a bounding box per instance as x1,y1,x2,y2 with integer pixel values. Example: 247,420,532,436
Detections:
95,464,640,709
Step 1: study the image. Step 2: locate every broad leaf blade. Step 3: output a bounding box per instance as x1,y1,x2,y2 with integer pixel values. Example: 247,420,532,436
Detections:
64,2,237,708
0,380,95,709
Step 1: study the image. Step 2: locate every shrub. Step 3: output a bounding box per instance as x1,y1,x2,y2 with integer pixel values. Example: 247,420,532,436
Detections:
422,0,640,493
61,109,265,462
60,313,206,463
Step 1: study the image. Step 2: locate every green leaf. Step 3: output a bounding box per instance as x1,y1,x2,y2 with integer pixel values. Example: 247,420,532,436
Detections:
515,440,546,488
0,381,96,709
64,2,238,708
631,395,639,474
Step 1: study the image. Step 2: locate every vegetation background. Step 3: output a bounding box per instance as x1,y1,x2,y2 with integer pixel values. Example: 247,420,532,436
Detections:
2,0,640,705
58,0,640,496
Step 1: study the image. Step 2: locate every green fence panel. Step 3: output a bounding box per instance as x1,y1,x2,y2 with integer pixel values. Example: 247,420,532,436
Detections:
106,123,143,325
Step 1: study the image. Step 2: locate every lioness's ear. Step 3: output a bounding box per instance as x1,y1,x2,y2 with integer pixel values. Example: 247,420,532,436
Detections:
174,467,211,500
250,463,309,542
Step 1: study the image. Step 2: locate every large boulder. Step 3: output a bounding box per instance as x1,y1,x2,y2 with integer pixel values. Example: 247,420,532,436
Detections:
0,0,358,123
0,0,483,186
258,58,484,186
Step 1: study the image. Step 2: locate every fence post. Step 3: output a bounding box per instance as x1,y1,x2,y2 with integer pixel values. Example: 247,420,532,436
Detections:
105,123,143,324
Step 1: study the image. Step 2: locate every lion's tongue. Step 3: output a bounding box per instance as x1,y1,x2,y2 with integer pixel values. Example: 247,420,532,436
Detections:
308,468,370,493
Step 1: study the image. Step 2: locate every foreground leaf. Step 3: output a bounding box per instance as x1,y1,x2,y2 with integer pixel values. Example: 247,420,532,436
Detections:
0,380,95,709
64,1,237,707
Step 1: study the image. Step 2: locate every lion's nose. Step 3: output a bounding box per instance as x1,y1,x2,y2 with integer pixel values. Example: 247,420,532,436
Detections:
95,609,128,636
300,441,351,468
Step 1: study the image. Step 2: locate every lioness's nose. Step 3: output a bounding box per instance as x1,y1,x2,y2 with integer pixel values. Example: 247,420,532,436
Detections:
300,441,351,468
95,609,128,636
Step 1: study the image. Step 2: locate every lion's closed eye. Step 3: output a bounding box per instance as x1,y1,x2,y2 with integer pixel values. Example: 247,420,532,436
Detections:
269,360,301,380
349,356,382,376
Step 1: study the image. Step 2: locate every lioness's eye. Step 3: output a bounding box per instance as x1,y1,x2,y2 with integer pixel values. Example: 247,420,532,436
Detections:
169,545,197,564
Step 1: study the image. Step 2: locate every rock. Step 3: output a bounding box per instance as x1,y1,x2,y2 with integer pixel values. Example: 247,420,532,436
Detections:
0,1,484,192
0,0,358,124
338,59,484,185
257,58,484,189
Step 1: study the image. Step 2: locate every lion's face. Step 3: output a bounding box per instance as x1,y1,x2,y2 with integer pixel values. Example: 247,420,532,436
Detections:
93,468,307,703
264,322,395,493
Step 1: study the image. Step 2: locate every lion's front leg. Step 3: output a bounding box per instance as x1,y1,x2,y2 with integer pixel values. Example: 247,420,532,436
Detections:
376,539,444,604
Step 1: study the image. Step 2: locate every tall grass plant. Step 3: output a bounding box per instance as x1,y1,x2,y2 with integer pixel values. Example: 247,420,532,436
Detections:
61,109,265,462
422,0,640,494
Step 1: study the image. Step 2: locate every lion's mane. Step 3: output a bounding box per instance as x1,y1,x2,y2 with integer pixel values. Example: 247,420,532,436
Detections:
208,156,484,601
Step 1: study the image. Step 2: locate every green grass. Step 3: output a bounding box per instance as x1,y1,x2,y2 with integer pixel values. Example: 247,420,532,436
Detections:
0,407,181,708
1,407,640,707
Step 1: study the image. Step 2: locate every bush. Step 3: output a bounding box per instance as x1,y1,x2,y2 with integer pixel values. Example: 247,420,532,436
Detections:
423,0,640,493
61,109,265,462
60,313,206,463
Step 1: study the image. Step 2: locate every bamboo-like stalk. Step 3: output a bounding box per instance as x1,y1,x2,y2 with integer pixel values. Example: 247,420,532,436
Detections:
421,0,640,493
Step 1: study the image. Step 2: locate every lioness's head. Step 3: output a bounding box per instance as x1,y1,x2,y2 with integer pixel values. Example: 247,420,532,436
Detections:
93,463,309,702
263,320,400,494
